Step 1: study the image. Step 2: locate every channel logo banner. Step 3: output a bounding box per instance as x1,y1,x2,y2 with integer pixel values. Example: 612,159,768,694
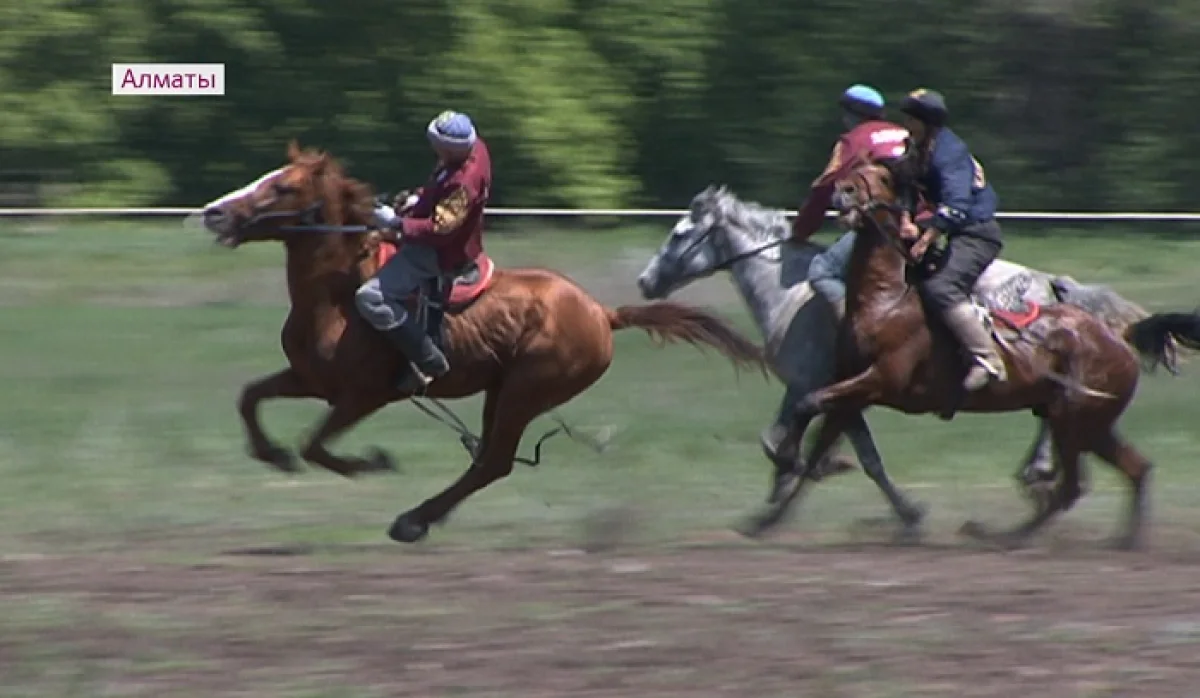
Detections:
112,63,225,96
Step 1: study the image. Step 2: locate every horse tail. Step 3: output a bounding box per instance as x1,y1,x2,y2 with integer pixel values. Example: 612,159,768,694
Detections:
1123,310,1200,375
608,302,769,376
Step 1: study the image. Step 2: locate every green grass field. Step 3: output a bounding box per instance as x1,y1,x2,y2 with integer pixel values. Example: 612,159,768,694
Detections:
3,219,1200,696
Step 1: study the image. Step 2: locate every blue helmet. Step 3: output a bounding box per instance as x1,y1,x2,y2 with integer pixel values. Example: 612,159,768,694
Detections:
839,84,885,119
426,110,477,152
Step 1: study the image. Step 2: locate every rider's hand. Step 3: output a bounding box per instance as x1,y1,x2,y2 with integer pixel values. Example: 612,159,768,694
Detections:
393,189,418,214
899,212,921,241
909,228,937,260
364,227,399,249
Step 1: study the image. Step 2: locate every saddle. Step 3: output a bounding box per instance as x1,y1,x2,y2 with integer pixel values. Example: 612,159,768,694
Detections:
375,242,496,349
971,268,1043,340
913,253,1045,421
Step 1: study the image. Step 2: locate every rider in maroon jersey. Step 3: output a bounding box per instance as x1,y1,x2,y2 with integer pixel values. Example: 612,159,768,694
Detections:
790,85,909,321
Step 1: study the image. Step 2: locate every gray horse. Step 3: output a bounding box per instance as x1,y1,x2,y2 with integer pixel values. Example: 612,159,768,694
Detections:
636,185,1179,506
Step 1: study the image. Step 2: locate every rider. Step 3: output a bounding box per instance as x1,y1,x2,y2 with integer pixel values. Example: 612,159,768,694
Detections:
354,110,492,394
759,86,909,477
895,88,1006,392
790,84,910,322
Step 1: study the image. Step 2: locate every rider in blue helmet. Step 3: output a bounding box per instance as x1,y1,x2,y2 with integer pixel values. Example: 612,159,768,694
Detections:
793,84,910,322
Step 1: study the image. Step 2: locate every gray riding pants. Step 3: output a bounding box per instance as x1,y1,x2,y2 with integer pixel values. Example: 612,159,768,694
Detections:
918,228,1002,313
808,230,856,305
354,243,442,331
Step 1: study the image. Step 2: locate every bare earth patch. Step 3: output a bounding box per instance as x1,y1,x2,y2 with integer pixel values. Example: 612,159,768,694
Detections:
2,540,1200,697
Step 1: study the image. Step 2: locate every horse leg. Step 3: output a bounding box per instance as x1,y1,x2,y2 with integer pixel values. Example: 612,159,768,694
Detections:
298,394,398,477
961,420,1080,549
763,383,858,499
741,410,851,538
238,368,316,473
1016,417,1057,511
1087,428,1152,551
745,369,886,530
793,365,886,417
389,381,545,543
841,411,926,536
761,384,806,498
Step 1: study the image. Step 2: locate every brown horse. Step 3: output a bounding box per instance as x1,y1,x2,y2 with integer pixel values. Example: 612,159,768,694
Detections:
747,158,1168,550
199,141,768,544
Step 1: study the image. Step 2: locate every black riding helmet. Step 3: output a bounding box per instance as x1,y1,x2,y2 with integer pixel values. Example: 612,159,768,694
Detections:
898,89,948,128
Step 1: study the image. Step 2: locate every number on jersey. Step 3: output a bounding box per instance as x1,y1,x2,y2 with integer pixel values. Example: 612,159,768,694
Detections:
971,156,987,189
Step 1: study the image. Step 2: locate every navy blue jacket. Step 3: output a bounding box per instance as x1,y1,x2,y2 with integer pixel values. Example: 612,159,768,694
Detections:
919,127,999,240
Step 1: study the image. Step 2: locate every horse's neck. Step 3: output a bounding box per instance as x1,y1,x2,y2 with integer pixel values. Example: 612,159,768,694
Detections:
846,227,908,312
283,236,361,314
723,227,789,339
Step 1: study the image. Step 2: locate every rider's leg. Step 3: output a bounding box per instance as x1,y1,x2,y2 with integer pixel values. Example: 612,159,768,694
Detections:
919,226,1006,391
354,243,450,392
807,230,857,322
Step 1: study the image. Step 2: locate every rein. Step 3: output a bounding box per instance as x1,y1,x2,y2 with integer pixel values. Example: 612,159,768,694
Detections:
243,199,373,234
842,169,920,266
675,218,789,272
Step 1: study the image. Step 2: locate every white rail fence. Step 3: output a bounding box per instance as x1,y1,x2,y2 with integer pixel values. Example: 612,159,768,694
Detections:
1,207,1200,221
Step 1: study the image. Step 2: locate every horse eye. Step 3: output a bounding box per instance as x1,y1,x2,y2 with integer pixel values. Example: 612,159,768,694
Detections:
273,182,295,195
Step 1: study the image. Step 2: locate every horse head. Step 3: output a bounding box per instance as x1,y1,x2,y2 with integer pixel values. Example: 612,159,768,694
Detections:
832,154,908,236
199,141,374,249
637,184,790,299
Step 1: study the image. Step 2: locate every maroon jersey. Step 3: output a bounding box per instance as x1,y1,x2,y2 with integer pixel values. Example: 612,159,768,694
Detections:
791,120,910,242
400,137,492,271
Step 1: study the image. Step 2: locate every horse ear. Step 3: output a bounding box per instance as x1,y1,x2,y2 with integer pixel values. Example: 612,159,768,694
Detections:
310,151,329,175
287,140,302,161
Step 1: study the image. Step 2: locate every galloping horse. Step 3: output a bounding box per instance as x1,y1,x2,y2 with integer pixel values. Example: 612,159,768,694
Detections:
750,159,1200,550
637,186,1192,509
199,141,768,544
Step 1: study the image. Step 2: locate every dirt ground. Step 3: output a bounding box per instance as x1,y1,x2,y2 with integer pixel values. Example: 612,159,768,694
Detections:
3,534,1200,697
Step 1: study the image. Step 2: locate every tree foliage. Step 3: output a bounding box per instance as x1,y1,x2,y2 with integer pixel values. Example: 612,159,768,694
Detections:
0,0,1195,211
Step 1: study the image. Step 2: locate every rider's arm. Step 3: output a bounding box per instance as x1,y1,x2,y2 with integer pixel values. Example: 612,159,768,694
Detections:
399,184,471,246
928,141,975,234
790,141,844,242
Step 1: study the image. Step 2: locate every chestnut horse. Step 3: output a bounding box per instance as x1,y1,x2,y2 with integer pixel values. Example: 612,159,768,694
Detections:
748,158,1172,550
199,142,768,544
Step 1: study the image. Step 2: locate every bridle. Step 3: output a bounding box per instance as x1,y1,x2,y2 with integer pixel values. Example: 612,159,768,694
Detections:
672,208,791,274
235,174,374,236
837,166,921,265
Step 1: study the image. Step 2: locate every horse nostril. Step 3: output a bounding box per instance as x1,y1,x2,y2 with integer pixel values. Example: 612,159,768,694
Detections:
203,206,225,221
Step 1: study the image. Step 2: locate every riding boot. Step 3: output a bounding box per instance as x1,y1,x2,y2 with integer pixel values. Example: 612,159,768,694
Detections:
942,302,1008,391
383,319,450,394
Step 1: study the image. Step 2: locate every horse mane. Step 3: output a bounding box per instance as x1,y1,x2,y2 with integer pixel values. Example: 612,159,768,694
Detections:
693,185,806,249
287,141,376,227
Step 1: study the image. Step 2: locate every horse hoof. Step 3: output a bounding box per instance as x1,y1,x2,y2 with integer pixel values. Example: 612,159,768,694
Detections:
252,445,300,474
365,447,399,473
388,512,429,544
899,501,928,528
736,504,791,539
891,524,924,546
958,521,1028,551
958,520,989,540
